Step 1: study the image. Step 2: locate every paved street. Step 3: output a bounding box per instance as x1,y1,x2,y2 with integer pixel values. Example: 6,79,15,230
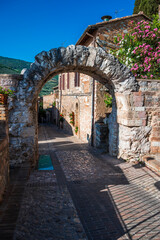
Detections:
1,124,160,239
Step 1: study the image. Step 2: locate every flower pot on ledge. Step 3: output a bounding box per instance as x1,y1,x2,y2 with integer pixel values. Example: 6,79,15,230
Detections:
0,94,8,105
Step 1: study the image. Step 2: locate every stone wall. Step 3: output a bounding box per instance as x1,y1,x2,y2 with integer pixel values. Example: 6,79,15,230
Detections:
1,76,160,165
138,79,160,155
0,104,9,202
0,74,37,166
94,81,108,122
116,79,160,161
43,92,58,109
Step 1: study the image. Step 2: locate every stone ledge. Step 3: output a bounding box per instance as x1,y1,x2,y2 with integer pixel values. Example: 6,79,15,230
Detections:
0,74,23,80
142,155,160,176
137,78,160,82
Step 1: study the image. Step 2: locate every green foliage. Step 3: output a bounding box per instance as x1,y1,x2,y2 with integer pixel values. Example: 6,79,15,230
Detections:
69,112,74,125
0,56,31,74
110,16,160,79
39,101,43,109
75,126,78,133
52,101,56,107
133,0,159,18
0,56,58,96
104,94,112,108
0,86,15,96
39,76,58,97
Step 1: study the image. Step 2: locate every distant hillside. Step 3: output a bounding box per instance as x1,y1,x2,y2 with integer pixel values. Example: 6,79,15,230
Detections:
39,75,59,97
0,56,31,74
0,56,58,96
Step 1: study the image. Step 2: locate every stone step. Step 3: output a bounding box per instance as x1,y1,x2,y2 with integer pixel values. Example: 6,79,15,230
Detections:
142,155,160,176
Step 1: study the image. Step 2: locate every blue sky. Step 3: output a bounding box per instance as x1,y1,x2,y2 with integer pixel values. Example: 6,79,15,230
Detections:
0,0,135,62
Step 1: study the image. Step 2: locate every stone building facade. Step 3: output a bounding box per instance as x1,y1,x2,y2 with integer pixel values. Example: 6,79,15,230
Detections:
59,73,92,143
57,12,151,149
43,87,59,109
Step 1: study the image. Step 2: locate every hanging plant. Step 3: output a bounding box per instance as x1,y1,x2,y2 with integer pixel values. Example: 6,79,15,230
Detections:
59,113,64,122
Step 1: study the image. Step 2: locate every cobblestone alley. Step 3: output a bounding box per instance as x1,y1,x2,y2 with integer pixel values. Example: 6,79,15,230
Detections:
1,124,160,240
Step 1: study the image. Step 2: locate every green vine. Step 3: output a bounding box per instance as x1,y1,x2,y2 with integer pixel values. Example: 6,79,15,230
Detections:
104,94,112,108
69,112,74,125
75,126,78,133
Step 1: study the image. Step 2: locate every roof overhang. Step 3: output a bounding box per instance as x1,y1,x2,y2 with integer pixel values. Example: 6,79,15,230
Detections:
76,13,152,46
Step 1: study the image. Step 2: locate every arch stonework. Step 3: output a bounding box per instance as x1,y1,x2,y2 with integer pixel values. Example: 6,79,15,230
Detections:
1,45,152,166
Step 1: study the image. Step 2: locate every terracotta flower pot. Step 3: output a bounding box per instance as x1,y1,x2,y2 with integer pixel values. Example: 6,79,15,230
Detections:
0,94,8,105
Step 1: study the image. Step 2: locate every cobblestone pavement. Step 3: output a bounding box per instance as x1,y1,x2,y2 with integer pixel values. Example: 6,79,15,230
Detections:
13,125,87,240
1,124,160,240
13,171,87,240
40,124,160,240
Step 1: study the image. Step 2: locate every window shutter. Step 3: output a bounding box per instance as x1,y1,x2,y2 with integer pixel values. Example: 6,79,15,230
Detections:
67,73,70,89
62,74,65,90
74,72,77,87
78,73,80,87
59,75,62,90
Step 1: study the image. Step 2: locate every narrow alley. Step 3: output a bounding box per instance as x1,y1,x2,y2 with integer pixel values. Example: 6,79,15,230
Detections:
1,124,160,240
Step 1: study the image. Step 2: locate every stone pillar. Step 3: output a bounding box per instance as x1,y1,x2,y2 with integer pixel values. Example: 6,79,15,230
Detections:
116,92,151,160
0,104,9,202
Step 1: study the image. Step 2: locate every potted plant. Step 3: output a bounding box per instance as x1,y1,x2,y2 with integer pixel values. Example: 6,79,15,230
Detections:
0,86,15,105
59,113,64,128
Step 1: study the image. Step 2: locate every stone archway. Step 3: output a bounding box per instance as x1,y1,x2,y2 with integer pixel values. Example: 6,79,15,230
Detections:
8,45,141,166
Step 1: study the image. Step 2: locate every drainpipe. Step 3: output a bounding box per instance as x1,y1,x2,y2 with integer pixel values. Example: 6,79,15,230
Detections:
86,32,96,146
91,74,95,147
59,75,62,128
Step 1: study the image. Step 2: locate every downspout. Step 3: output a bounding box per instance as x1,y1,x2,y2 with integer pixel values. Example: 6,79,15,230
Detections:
91,71,95,146
86,31,108,146
86,32,96,146
59,75,62,128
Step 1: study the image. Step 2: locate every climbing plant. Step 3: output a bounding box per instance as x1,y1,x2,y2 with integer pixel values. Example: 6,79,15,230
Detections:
110,16,160,79
104,94,112,108
69,112,74,125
